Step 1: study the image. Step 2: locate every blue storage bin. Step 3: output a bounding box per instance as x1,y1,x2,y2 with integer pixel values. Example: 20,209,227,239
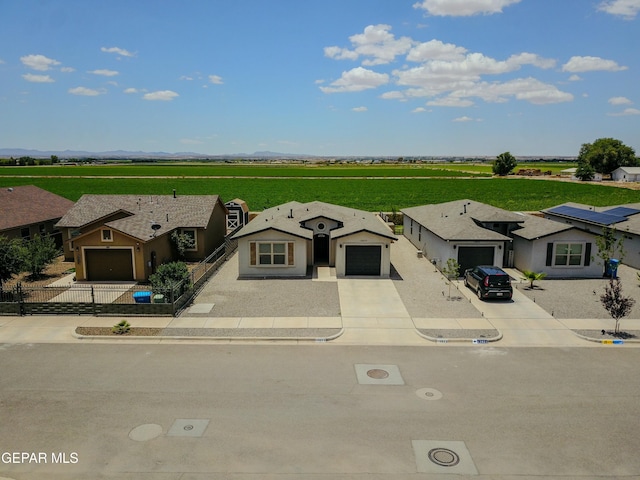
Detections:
133,291,152,303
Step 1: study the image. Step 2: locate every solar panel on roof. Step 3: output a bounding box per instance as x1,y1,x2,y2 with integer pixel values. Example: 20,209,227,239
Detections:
602,206,640,217
547,205,628,225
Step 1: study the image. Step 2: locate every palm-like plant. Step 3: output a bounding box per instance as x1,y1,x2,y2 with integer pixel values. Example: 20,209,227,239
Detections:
521,270,547,289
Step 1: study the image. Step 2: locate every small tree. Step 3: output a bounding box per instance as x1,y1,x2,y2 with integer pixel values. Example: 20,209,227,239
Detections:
521,270,547,289
19,235,60,279
600,278,635,334
595,227,625,276
149,261,190,297
492,151,517,176
442,258,460,298
171,231,196,259
574,161,595,181
0,236,25,288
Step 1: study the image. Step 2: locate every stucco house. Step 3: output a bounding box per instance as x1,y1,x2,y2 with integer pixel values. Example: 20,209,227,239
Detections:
611,167,640,182
511,213,601,277
233,201,397,277
542,202,640,270
402,200,525,273
0,185,74,247
56,193,227,281
402,199,603,278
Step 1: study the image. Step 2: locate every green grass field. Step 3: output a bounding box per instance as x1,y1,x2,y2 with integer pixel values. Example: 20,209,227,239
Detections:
0,163,492,178
2,175,638,212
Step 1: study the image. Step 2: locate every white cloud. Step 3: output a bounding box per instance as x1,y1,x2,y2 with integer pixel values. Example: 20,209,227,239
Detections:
22,73,54,83
352,106,368,112
324,24,414,66
124,88,139,94
60,67,75,73
609,96,632,105
208,75,224,84
568,74,582,81
428,96,475,107
413,0,521,16
597,0,640,19
320,67,389,93
460,77,574,104
89,69,119,76
20,54,61,71
380,91,405,100
407,39,467,62
562,56,627,72
608,108,640,116
412,107,427,113
453,116,475,122
68,86,105,96
143,90,179,101
101,46,135,57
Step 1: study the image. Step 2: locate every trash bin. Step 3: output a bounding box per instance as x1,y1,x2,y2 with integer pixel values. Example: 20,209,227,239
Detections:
133,291,152,303
606,259,620,278
153,294,165,304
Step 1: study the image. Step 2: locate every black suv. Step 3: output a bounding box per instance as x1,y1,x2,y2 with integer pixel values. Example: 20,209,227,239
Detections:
464,266,513,300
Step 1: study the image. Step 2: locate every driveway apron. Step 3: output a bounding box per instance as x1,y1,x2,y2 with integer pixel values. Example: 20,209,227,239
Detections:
461,283,586,346
335,279,424,345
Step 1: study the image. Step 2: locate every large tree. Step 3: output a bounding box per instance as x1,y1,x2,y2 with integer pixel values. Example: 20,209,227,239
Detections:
492,151,517,176
578,138,637,175
19,235,60,279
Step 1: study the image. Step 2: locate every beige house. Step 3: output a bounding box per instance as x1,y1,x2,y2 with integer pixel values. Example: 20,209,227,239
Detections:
56,194,227,281
233,201,397,277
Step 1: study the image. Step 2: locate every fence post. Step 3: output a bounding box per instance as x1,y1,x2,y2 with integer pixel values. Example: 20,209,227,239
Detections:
17,283,25,316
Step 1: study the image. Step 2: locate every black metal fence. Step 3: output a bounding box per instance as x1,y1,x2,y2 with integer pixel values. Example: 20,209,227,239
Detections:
0,226,241,317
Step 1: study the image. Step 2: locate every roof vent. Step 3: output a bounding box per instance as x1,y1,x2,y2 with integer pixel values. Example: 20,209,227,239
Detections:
7,188,13,192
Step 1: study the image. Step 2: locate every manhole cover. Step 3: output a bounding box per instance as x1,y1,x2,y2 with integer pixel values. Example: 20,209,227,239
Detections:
183,425,194,431
415,388,443,400
366,368,389,379
428,448,460,467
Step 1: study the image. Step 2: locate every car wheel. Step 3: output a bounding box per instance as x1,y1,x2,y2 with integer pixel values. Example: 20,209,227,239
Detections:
464,277,469,288
477,288,483,300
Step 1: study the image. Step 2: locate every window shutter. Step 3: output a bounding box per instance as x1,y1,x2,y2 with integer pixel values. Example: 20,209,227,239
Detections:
287,242,294,265
250,242,256,265
584,243,591,266
546,243,553,266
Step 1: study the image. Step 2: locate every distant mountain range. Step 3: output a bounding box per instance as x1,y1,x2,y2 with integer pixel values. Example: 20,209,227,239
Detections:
0,148,314,159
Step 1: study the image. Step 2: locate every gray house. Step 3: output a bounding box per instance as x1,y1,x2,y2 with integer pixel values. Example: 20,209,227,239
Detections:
543,202,640,270
511,213,601,277
233,201,397,278
401,200,524,273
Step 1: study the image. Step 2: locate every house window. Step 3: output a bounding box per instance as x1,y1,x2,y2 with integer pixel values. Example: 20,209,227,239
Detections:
101,229,113,242
250,242,294,266
39,224,46,235
554,243,583,266
181,229,198,250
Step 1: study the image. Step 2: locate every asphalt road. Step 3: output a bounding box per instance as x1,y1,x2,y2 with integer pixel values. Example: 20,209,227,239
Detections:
0,343,639,479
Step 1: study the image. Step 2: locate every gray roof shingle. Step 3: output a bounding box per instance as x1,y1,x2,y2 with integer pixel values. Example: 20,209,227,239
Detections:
233,201,396,241
401,200,524,241
56,194,224,241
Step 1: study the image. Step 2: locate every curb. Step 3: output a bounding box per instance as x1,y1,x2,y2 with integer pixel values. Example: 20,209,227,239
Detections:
72,328,345,343
570,330,640,345
415,329,503,344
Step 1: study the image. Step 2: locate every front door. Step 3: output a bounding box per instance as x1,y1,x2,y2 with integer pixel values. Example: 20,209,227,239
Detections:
313,234,330,264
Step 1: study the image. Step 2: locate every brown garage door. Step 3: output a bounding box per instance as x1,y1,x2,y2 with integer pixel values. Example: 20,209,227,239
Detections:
85,249,134,281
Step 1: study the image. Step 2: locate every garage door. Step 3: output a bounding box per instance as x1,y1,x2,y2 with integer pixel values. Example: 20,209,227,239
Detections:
85,249,134,281
345,245,381,276
457,246,495,275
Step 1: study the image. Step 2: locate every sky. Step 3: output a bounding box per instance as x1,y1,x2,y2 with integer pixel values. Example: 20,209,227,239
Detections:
1,0,639,157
